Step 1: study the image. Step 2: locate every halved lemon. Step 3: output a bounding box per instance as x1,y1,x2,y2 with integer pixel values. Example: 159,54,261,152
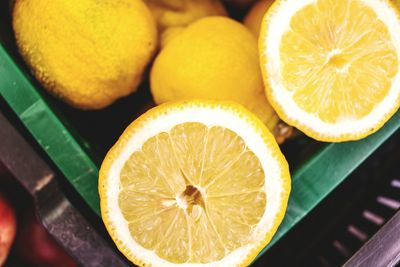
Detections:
99,101,290,266
260,0,400,142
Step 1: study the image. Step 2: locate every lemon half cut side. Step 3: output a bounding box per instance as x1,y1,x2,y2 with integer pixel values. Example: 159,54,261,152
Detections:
99,101,291,266
260,0,400,142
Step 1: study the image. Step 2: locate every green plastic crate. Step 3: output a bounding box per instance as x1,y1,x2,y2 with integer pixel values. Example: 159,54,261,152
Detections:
0,2,399,262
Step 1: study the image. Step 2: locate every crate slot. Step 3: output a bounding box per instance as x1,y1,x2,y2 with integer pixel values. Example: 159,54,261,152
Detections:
362,210,385,225
346,225,368,242
391,179,400,189
376,196,400,210
332,240,351,257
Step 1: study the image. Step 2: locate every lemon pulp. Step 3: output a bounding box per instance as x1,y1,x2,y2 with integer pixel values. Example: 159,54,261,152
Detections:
280,0,398,123
119,122,266,263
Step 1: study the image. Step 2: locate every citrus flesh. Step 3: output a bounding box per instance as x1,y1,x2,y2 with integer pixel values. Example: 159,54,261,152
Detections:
99,101,290,266
260,0,400,141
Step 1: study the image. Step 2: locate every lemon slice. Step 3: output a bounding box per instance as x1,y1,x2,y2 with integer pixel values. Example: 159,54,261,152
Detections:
260,0,400,142
99,101,290,266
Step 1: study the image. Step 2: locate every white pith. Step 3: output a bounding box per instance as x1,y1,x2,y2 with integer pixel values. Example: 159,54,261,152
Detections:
261,0,400,137
103,104,288,266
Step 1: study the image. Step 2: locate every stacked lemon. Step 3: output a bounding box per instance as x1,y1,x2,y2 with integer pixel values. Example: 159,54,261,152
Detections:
150,17,280,133
13,0,157,109
12,0,400,266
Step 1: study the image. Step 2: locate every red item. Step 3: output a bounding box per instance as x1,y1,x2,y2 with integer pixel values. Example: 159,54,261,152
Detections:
0,193,17,266
15,211,77,267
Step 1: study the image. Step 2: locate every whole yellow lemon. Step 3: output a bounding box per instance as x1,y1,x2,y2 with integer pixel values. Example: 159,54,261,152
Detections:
150,16,279,131
13,0,157,109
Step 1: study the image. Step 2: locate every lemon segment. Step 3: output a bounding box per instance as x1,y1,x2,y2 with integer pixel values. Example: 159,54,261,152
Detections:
260,0,400,141
99,101,291,266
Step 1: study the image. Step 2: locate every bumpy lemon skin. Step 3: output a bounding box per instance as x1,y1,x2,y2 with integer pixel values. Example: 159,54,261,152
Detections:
244,0,274,37
150,16,279,131
13,0,157,109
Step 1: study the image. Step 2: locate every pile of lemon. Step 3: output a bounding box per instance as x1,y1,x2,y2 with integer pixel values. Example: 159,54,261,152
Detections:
13,0,400,266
